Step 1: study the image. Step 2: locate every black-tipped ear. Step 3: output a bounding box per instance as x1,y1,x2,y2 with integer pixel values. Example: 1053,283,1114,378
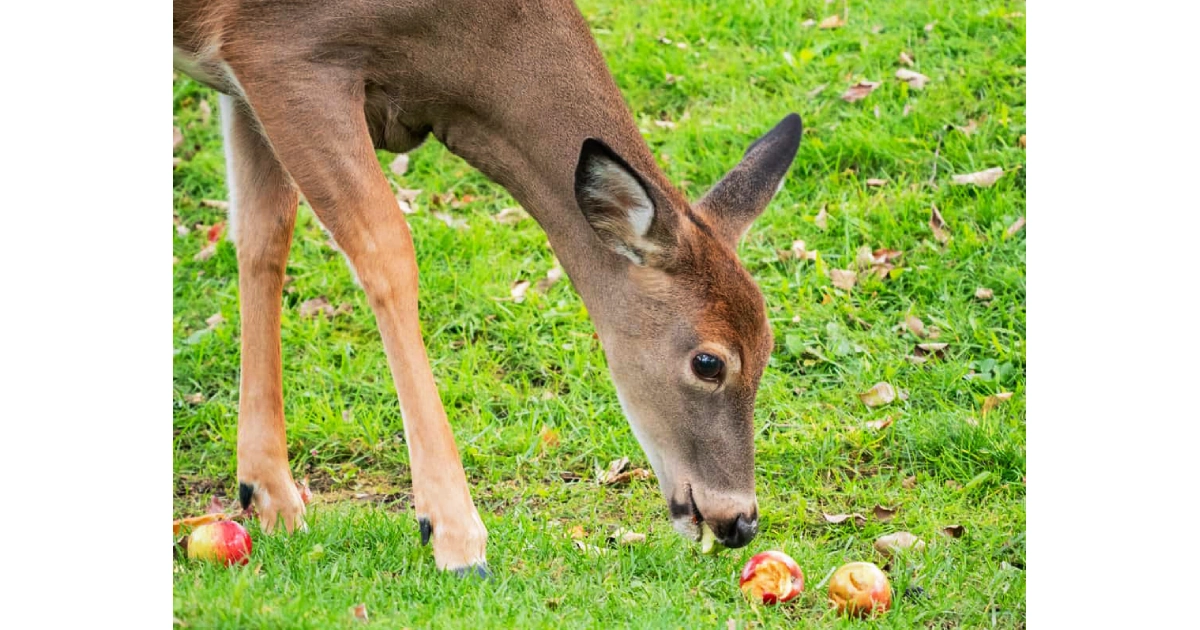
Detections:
574,138,677,266
695,113,803,247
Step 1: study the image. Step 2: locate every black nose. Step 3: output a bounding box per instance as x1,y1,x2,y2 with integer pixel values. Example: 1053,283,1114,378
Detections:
717,513,758,549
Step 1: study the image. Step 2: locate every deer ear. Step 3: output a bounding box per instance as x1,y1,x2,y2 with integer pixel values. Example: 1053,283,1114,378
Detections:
695,113,803,247
575,138,676,266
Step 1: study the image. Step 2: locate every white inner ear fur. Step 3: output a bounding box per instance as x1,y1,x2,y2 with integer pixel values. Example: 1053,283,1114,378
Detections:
589,160,655,237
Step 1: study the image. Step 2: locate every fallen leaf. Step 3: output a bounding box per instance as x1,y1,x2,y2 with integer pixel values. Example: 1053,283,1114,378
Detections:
874,532,926,559
193,243,217,262
841,81,881,103
956,119,979,136
493,207,529,225
395,197,416,215
929,204,950,243
205,313,225,329
599,456,630,484
653,119,677,130
206,497,225,514
539,427,560,449
607,528,647,546
895,68,930,89
396,188,422,203
787,239,818,262
914,342,948,360
981,392,1014,416
432,211,468,230
944,480,962,490
176,224,190,236
535,267,564,293
859,382,897,408
951,167,1005,187
299,297,342,318
605,468,652,485
924,21,937,33
201,199,230,210
898,51,914,67
574,540,608,556
351,603,368,623
1006,216,1026,237
173,126,184,151
171,512,229,536
570,525,587,539
801,18,816,27
942,524,966,538
510,279,531,303
866,178,888,187
905,315,928,338
830,269,857,290
814,206,829,230
823,512,867,527
819,14,846,29
390,154,409,176
974,287,994,301
873,505,898,522
865,416,893,430
806,84,828,99
1019,134,1027,149
855,246,877,269
902,475,917,489
559,472,583,483
198,99,211,123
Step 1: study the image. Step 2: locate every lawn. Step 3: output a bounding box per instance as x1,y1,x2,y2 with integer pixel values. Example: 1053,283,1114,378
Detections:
172,0,1026,627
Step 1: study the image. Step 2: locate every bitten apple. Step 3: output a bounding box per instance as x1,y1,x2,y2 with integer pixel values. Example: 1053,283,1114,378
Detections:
828,561,891,617
187,520,252,566
739,551,804,604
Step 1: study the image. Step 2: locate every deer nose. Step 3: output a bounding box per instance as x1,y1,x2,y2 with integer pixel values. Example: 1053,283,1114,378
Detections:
716,512,759,549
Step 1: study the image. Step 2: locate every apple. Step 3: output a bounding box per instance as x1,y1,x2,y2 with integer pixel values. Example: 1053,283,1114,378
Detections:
187,520,252,566
828,561,891,617
699,522,719,554
739,551,804,604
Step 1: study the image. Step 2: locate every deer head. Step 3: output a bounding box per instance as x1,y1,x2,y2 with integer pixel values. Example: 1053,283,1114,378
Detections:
574,114,802,549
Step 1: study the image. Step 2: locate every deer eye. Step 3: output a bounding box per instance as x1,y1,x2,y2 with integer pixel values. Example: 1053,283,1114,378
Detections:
691,353,725,381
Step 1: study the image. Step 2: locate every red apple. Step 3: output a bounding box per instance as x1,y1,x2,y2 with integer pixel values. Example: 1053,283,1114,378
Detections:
187,520,252,566
828,561,891,617
739,550,804,604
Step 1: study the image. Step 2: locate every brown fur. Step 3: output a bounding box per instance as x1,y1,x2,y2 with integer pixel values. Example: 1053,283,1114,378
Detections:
174,0,800,568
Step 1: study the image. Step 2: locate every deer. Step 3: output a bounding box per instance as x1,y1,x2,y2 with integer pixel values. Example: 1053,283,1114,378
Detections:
173,0,802,577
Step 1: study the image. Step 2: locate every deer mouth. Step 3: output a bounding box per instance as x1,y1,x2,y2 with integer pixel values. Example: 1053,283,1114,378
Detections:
668,484,706,541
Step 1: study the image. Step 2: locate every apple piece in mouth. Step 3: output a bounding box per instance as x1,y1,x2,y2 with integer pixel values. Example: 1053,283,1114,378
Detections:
738,550,804,604
700,522,719,554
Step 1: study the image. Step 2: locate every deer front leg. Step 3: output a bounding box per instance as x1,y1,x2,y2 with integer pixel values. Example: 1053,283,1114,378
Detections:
219,94,306,533
233,71,488,573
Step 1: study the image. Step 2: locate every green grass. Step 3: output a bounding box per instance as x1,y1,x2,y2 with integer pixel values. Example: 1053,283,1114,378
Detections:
173,0,1025,627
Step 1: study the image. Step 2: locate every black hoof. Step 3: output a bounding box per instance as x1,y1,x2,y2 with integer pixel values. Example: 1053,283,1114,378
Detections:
419,517,432,546
238,482,254,510
452,563,490,580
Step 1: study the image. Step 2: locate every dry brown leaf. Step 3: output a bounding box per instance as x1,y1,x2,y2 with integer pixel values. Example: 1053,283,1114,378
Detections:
173,126,184,151
653,119,677,130
823,512,867,527
1019,134,1027,149
193,243,217,262
396,198,416,215
535,267,564,293
198,99,212,124
902,475,917,489
172,512,229,536
898,51,915,67
510,279,531,303
390,154,409,177
599,456,631,484
930,204,950,243
559,472,583,483
981,391,1014,416
205,313,225,329
865,416,893,430
905,315,928,338
895,68,930,90
819,14,846,29
618,531,646,545
873,505,898,522
859,382,897,408
945,480,962,490
1006,216,1026,237
942,524,966,538
814,206,829,230
184,393,205,405
841,81,881,103
806,84,827,99
951,167,1005,187
201,199,230,210
866,178,888,187
605,468,652,485
830,269,857,290
396,188,422,203
574,540,608,556
874,532,926,559
570,525,587,539
493,207,529,225
539,427,560,449
855,246,877,269
914,342,948,360
974,287,994,301
432,211,468,230
957,119,979,136
299,297,343,318
351,603,369,623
